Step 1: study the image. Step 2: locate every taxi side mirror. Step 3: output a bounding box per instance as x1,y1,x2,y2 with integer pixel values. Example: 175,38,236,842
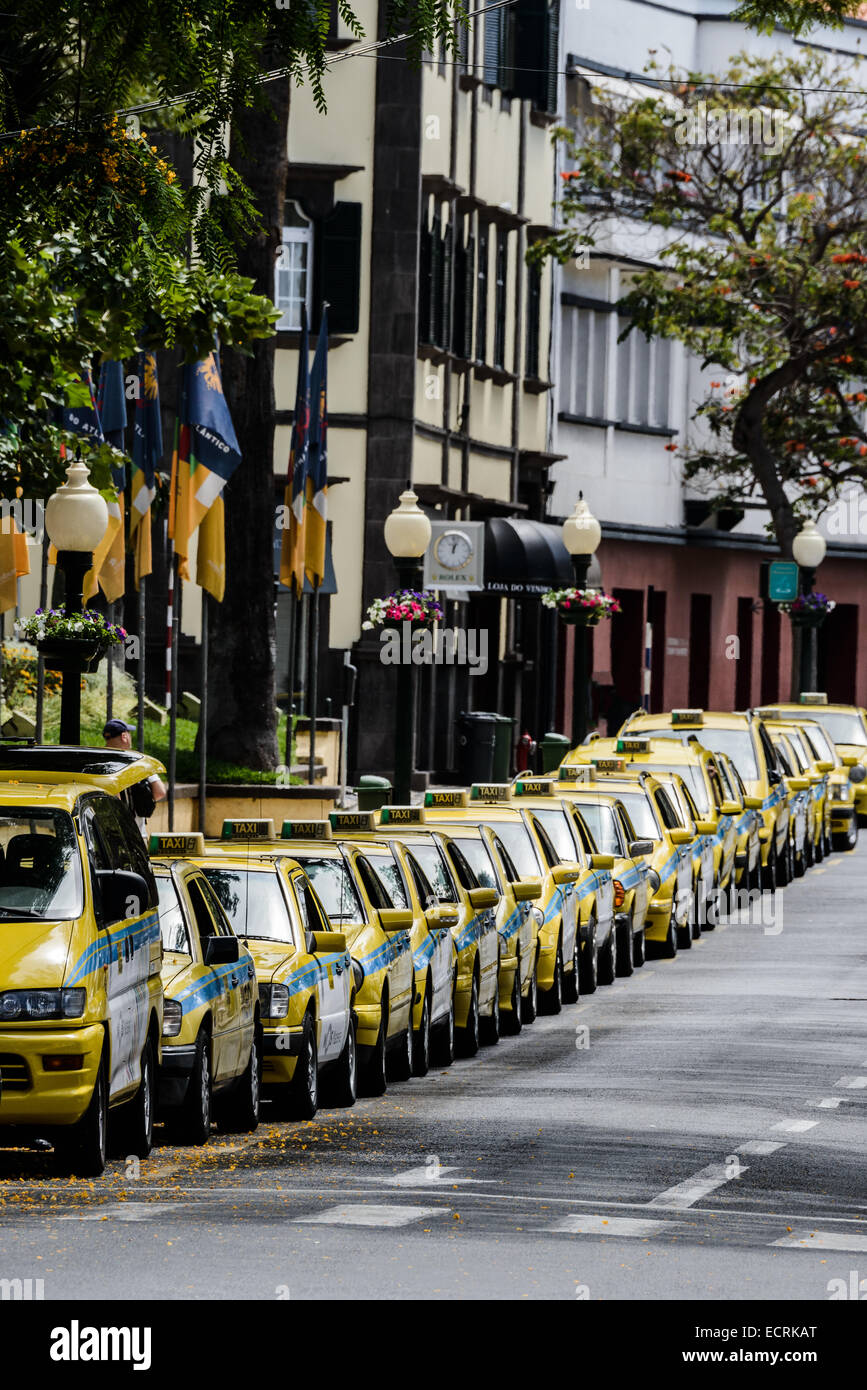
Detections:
425,903,459,929
96,868,151,924
670,829,692,846
204,934,240,966
511,878,542,902
694,819,717,835
379,907,414,932
841,754,857,768
849,763,866,784
719,800,741,816
743,796,763,810
311,930,347,954
787,777,809,792
590,853,615,871
628,839,654,857
816,760,834,773
468,886,498,910
768,768,783,786
551,863,581,886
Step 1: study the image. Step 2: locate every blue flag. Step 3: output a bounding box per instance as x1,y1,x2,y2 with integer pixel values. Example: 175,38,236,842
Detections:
97,359,128,490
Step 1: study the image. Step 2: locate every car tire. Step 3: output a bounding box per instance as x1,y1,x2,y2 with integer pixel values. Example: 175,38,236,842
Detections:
388,999,414,1083
833,819,858,853
413,988,431,1078
220,1027,261,1134
814,831,824,864
169,1030,212,1146
578,931,598,995
457,973,480,1057
562,926,581,1003
762,846,778,893
691,882,704,940
521,960,538,1025
616,917,635,977
676,893,694,950
328,1016,358,1108
597,926,617,985
431,979,456,1067
289,1014,319,1118
480,971,500,1046
58,1052,108,1178
777,837,792,887
114,1037,155,1160
662,910,678,959
503,960,523,1035
632,925,646,969
540,942,563,1015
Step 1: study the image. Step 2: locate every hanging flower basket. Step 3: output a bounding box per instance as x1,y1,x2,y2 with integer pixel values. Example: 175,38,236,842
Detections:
362,589,444,632
16,609,126,672
779,593,835,629
541,587,621,627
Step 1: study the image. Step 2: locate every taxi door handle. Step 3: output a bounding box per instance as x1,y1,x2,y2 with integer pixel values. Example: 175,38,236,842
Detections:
230,974,239,989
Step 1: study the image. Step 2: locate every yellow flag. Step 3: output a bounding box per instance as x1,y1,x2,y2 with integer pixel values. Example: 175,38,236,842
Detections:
134,511,152,589
84,495,121,602
196,495,225,602
0,517,29,614
168,419,193,582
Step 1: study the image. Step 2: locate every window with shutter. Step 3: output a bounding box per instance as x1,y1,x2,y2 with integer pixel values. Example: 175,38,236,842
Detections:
493,230,508,369
476,224,489,362
316,201,361,334
483,10,501,87
452,233,468,358
275,203,313,331
525,262,541,378
419,218,433,344
512,0,558,111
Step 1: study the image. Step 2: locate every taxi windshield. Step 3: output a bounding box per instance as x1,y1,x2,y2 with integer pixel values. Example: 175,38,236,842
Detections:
201,867,293,942
292,856,365,923
642,764,710,814
530,808,579,862
407,843,458,902
612,792,660,841
479,820,540,877
806,709,867,747
156,877,192,954
0,809,83,920
366,854,408,909
452,838,500,891
637,727,761,781
800,723,837,765
573,803,620,856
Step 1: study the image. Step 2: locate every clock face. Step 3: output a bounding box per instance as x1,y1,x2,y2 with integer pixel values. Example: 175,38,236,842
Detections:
434,529,473,571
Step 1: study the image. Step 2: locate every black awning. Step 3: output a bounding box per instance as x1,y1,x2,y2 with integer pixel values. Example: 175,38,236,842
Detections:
484,518,602,596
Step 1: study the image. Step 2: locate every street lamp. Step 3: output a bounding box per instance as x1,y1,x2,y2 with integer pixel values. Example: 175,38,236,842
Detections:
43,457,109,745
383,488,431,803
792,519,827,696
562,492,602,746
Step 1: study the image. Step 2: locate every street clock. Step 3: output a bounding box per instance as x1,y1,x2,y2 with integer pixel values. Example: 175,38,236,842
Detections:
424,520,485,592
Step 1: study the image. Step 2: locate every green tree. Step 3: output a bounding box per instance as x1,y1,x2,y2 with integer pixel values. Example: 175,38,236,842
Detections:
732,0,864,33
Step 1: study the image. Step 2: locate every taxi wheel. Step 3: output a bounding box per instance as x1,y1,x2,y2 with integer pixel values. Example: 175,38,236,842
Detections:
762,846,778,893
632,926,646,969
777,839,792,888
578,933,598,996
598,926,617,985
389,1006,414,1083
615,918,635,978
221,1028,261,1134
329,1016,358,1108
503,962,523,1035
563,926,581,1002
457,973,480,1057
691,883,704,939
814,832,824,864
431,980,456,1066
58,1054,108,1177
289,1015,319,1119
413,989,432,1078
360,1018,388,1097
521,962,538,1025
661,911,678,959
540,944,563,1016
833,819,858,852
794,841,807,878
170,1032,212,1146
480,974,500,1046
114,1037,155,1160
805,834,815,869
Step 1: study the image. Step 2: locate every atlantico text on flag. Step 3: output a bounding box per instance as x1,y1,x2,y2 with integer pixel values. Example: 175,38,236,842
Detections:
304,306,328,589
280,306,310,594
169,349,241,591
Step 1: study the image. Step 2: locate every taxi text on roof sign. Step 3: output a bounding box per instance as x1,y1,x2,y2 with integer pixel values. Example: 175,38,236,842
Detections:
557,765,595,783
221,819,276,840
800,692,828,705
424,789,469,809
513,779,555,797
149,832,206,857
593,757,626,772
470,783,511,802
379,805,426,825
617,737,650,754
281,820,333,840
671,709,704,725
329,811,378,832
755,707,780,721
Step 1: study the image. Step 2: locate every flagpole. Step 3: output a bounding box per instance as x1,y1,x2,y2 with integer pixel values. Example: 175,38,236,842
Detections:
308,583,320,785
167,551,177,829
137,575,146,752
284,585,297,770
105,599,114,722
35,536,48,743
199,591,208,834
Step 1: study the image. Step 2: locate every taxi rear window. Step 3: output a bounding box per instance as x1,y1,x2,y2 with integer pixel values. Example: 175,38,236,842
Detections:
574,802,620,857
156,876,192,954
479,820,540,878
452,838,500,891
201,866,295,943
366,853,408,909
290,855,365,924
0,809,83,921
613,792,660,842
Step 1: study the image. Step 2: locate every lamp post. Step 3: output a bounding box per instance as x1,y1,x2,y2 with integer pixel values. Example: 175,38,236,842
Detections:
562,493,602,746
792,519,827,696
383,488,431,803
43,458,108,745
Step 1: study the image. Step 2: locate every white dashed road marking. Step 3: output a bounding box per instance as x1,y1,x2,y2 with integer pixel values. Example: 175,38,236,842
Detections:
58,1202,189,1222
736,1140,785,1155
546,1214,671,1237
647,1163,749,1210
835,1076,867,1089
376,1165,487,1187
772,1119,819,1133
296,1204,447,1228
812,1097,852,1109
772,1231,867,1252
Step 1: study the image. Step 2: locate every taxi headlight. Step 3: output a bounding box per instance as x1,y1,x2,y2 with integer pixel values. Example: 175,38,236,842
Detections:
351,959,365,992
162,999,183,1038
259,983,290,1019
0,988,85,1021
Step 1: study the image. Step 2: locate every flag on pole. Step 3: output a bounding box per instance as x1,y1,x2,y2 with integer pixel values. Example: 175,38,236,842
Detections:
280,307,310,594
89,359,127,603
169,350,240,581
130,351,162,588
0,515,30,614
305,306,328,588
196,495,226,602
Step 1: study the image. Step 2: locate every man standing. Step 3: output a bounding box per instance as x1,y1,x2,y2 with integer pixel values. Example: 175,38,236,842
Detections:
103,718,167,834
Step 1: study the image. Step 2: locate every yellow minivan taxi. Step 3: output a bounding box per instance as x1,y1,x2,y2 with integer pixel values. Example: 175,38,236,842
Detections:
0,773,163,1176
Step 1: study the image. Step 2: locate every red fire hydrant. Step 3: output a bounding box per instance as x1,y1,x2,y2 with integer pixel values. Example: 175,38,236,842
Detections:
516,730,536,773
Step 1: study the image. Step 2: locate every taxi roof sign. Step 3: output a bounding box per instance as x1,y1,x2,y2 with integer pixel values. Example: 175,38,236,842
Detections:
470,783,511,803
424,789,469,809
379,805,426,825
557,765,595,783
221,818,275,841
616,736,650,754
671,709,704,725
593,757,626,773
281,820,333,840
755,707,780,721
149,832,206,857
329,811,377,833
800,692,828,705
512,779,555,797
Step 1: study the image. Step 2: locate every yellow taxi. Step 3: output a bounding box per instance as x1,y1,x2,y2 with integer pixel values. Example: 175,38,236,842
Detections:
423,783,600,1006
713,752,762,894
216,819,414,1098
636,766,718,936
761,726,815,878
554,768,655,972
149,841,260,1141
325,810,457,1072
557,766,694,956
152,828,357,1120
619,710,790,893
754,696,866,850
0,768,163,1176
373,806,501,1054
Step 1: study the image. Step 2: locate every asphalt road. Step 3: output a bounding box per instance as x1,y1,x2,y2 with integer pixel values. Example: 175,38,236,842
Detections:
2,847,866,1303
